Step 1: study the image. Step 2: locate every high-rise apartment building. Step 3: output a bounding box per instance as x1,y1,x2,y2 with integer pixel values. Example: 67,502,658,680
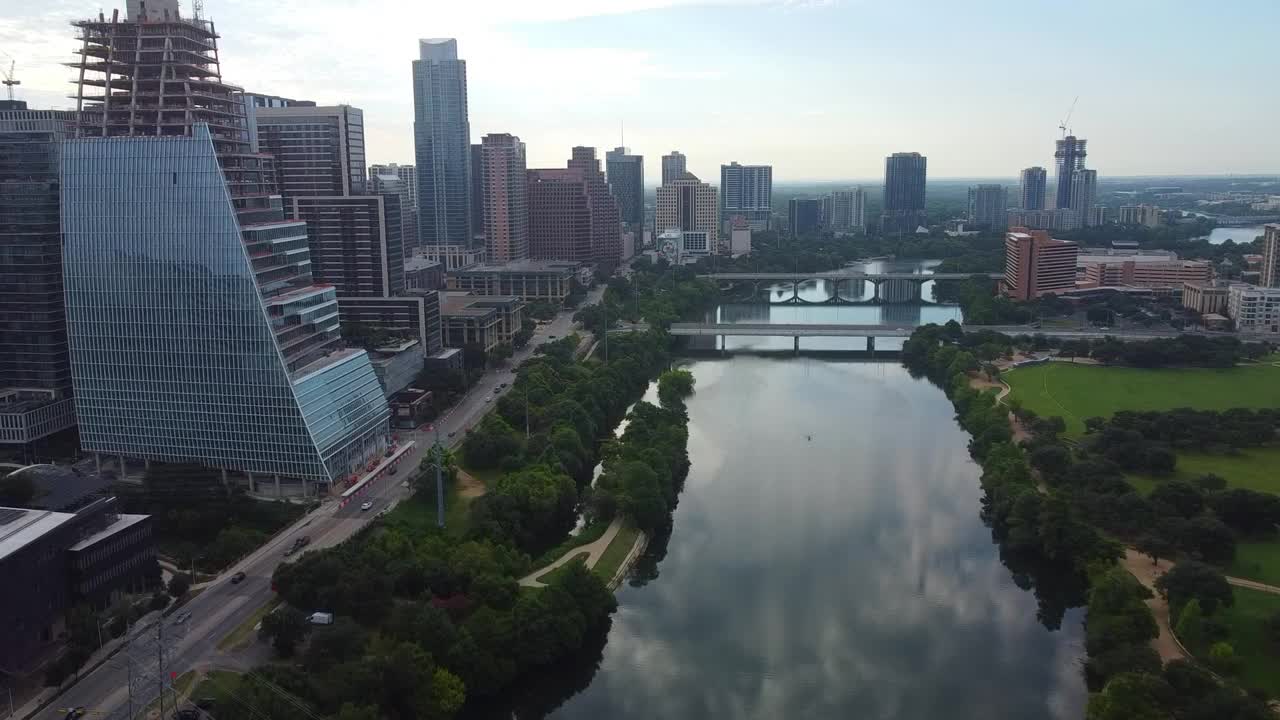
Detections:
0,102,79,445
881,152,927,234
1070,169,1098,227
661,151,687,186
469,143,483,241
788,198,823,237
480,133,529,263
369,163,418,249
1262,224,1280,288
1054,135,1087,210
967,184,1008,229
291,195,405,297
1228,284,1280,334
527,148,622,265
64,1,388,486
568,147,623,266
720,162,773,232
239,93,305,153
655,173,718,248
606,147,644,233
413,38,472,247
1002,227,1079,301
823,188,866,231
255,104,366,198
1019,167,1047,211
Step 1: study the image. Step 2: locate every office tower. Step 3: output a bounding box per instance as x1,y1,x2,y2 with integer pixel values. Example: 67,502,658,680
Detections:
720,162,773,232
1070,169,1098,227
788,198,823,237
824,189,864,232
1002,227,1079,300
413,38,472,247
239,93,305,153
661,151,687,186
255,104,366,198
64,0,388,486
527,148,622,265
1054,135,1087,210
606,146,644,232
368,163,417,207
655,172,719,246
881,152,927,234
470,143,483,241
1019,167,1047,210
0,102,78,445
568,147,623,265
1262,224,1280,288
292,195,405,297
480,133,529,263
369,163,418,249
967,184,1008,229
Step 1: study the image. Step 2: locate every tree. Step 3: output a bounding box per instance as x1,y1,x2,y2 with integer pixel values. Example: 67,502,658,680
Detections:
1194,473,1228,492
1086,672,1173,720
1208,642,1239,675
1208,489,1280,537
1150,480,1204,519
167,572,192,598
489,343,515,363
334,704,381,720
656,369,695,408
1174,598,1206,652
0,472,36,506
259,606,311,658
1136,533,1175,567
1155,560,1234,615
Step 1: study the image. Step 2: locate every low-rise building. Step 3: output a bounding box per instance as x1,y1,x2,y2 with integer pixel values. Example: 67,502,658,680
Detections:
366,339,425,397
1182,281,1236,316
1079,258,1211,289
1227,284,1280,333
439,292,526,352
446,260,580,303
404,256,444,291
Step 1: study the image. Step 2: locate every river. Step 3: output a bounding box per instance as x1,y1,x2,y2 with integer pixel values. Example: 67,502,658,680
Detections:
1199,226,1266,245
471,262,1088,719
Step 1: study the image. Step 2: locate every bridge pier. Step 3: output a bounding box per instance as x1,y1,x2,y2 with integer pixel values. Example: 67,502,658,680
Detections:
867,336,875,353
719,334,726,354
794,336,800,353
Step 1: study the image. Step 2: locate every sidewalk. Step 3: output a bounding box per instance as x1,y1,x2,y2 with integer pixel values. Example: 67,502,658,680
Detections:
519,517,623,588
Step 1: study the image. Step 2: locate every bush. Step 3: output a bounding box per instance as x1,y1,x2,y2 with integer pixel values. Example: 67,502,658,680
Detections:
167,572,192,598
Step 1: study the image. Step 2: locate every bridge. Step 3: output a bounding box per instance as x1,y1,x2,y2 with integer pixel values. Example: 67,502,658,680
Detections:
700,271,1003,303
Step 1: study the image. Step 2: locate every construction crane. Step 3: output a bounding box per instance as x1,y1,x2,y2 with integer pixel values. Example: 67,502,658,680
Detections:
1058,96,1078,138
1,52,19,101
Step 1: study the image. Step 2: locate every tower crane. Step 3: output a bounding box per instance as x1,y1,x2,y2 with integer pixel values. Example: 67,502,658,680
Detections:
1,52,19,101
1058,96,1078,138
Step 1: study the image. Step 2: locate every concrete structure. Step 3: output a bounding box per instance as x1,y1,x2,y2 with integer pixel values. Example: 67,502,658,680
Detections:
1182,281,1236,316
413,39,473,248
292,195,405,297
661,151,687,186
65,3,389,486
881,152,927,234
439,292,525,352
720,162,773,232
1054,135,1087,211
527,147,623,265
1228,284,1280,333
0,102,79,445
447,260,579,303
730,220,752,258
1019,166,1047,211
479,133,529,263
255,104,366,198
968,184,1007,229
417,244,486,271
606,146,644,232
1079,257,1211,289
369,163,418,249
1,493,156,673
1002,227,1079,300
788,198,823,237
1070,168,1098,226
656,172,719,247
825,188,866,231
1261,224,1280,287
1117,204,1163,227
404,256,444,290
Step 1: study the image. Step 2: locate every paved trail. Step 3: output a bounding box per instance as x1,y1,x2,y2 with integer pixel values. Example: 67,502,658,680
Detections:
519,517,623,587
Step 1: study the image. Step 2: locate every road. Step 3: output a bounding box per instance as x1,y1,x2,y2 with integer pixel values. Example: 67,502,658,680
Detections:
32,284,607,720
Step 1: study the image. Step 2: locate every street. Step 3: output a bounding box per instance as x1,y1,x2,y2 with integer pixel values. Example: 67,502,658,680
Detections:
29,284,607,720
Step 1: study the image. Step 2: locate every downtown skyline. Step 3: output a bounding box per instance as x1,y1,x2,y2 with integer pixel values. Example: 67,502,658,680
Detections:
4,0,1278,181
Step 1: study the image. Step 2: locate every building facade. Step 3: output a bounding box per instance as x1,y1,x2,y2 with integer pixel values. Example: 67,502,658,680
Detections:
824,188,865,232
413,38,473,248
369,163,418,250
655,173,718,247
1005,207,1082,232
881,152,927,234
1079,258,1210,289
967,184,1007,229
339,293,442,356
255,104,366,199
605,146,644,232
439,293,526,352
1019,166,1047,211
0,103,78,445
1261,224,1280,288
291,195,405,297
1228,284,1280,333
64,4,389,486
1070,169,1098,227
480,133,529,263
788,198,823,237
1117,204,1163,228
567,147,623,266
720,162,773,232
1182,281,1234,316
527,148,623,266
1002,227,1079,300
447,260,579,303
661,151,687,186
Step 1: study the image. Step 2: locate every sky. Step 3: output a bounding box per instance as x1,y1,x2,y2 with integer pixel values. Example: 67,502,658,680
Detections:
4,0,1278,182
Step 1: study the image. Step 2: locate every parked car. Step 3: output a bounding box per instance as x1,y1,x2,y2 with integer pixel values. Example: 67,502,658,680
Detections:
307,612,334,626
174,611,192,625
360,501,373,511
447,430,456,438
229,571,246,584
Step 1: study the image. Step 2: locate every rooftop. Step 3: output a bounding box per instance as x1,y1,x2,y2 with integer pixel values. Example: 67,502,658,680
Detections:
68,513,149,553
0,507,76,562
452,259,580,275
405,256,443,272
7,463,111,513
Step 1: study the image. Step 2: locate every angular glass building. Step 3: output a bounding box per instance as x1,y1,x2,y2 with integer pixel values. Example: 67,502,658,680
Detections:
61,2,388,486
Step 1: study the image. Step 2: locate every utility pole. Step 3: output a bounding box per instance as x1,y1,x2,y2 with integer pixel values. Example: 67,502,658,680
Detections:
603,300,609,363
433,425,444,528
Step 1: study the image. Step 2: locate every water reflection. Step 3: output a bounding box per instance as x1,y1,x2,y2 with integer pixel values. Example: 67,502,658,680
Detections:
546,359,1086,719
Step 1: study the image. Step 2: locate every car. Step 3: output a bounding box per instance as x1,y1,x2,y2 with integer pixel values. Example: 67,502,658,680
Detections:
229,571,246,584
499,382,507,388
484,397,491,403
447,430,456,438
548,334,557,339
174,611,192,625
388,466,398,475
296,535,310,547
360,501,373,511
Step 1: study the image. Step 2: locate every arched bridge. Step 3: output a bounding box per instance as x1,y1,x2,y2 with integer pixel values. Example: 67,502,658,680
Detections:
700,271,1003,304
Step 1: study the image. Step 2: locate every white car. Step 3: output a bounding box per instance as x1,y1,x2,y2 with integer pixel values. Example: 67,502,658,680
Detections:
360,501,373,511
484,396,491,403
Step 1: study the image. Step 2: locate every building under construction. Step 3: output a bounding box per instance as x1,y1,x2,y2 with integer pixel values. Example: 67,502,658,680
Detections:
61,0,390,490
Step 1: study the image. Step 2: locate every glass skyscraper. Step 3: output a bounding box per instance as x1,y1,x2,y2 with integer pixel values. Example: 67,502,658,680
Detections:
413,38,474,248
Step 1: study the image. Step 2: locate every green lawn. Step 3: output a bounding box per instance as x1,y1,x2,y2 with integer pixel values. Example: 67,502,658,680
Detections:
1003,362,1280,436
1217,586,1280,698
1129,447,1280,497
217,597,280,651
592,524,641,583
384,474,472,538
1230,540,1280,589
188,670,243,715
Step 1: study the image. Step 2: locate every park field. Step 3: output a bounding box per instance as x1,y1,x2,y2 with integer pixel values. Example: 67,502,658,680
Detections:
1217,586,1280,698
1003,361,1280,436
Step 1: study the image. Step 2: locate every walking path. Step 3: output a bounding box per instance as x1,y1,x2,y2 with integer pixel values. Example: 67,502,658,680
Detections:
519,517,623,587
1121,549,1190,663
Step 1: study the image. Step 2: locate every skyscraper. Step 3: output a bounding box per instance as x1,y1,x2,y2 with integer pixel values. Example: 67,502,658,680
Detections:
1070,169,1098,227
1262,224,1280,288
661,151,687,186
655,173,718,247
720,162,773,232
967,184,1008,229
568,147,623,266
291,195,405,297
255,104,366,199
469,142,484,241
605,147,644,233
527,148,622,265
788,198,823,237
1054,135,1087,210
881,152,927,234
413,38,472,247
0,102,78,446
1019,167,1047,210
480,133,529,263
369,163,418,249
63,1,388,487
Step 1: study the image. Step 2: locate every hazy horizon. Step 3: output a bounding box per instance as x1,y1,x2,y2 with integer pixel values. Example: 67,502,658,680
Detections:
6,0,1278,180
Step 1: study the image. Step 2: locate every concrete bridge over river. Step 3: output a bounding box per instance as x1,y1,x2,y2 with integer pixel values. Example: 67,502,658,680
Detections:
700,271,1003,304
